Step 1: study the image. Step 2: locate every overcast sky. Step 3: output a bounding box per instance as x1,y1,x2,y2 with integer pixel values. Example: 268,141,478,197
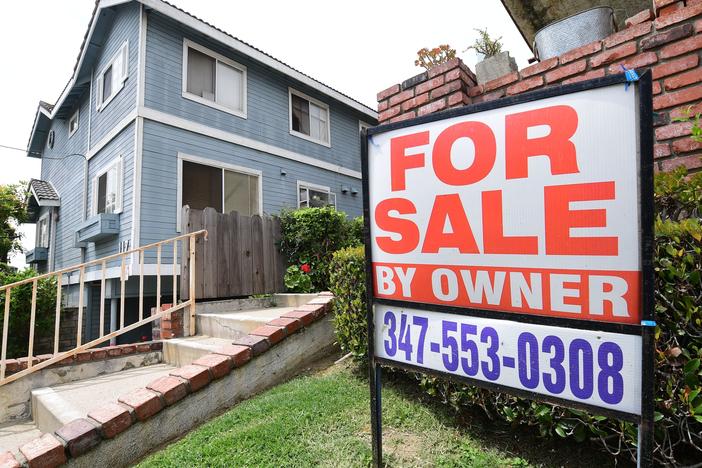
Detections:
0,0,532,268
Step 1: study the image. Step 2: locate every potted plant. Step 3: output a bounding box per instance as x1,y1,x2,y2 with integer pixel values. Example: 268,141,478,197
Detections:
414,44,457,70
467,28,517,84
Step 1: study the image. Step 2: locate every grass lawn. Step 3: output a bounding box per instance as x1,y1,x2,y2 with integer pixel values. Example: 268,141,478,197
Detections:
137,357,616,467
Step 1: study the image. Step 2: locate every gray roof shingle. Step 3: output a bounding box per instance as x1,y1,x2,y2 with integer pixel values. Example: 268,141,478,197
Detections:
29,179,60,202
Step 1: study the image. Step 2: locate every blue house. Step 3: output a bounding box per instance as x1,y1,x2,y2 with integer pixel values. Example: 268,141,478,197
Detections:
24,0,376,343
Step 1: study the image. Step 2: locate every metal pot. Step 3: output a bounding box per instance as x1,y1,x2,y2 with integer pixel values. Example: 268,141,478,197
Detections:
534,7,615,60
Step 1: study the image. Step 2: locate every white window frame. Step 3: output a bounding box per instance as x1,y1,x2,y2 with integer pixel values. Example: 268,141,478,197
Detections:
297,180,336,209
36,212,50,249
288,88,331,147
176,153,263,232
359,121,371,133
96,41,129,112
182,39,248,118
68,109,80,138
91,155,124,216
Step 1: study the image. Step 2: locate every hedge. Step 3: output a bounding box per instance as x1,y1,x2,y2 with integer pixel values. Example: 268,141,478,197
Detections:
329,167,702,465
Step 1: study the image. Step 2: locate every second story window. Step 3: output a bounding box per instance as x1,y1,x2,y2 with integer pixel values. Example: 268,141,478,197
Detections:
289,89,330,146
91,156,123,215
68,109,79,137
183,39,247,117
96,41,129,112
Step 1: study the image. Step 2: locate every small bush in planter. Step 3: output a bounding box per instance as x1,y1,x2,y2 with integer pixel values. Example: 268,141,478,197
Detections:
414,44,456,70
465,28,503,58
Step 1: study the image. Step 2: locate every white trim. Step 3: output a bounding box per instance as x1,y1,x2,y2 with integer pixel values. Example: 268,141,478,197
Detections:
96,41,129,112
182,39,247,118
137,4,147,108
48,207,57,271
91,155,124,215
359,120,371,133
176,152,263,232
68,109,80,138
138,0,376,119
297,180,336,209
140,106,361,179
36,212,51,248
87,109,137,159
131,116,144,269
288,88,331,147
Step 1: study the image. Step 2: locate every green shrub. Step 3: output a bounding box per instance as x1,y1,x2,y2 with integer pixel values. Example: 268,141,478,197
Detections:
329,168,702,465
0,268,58,359
279,207,361,291
329,246,367,357
283,264,313,293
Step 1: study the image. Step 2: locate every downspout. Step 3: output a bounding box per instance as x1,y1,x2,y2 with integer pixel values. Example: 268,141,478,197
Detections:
81,68,94,265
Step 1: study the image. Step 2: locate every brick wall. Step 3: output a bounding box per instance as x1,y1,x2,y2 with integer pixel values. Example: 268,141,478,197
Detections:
377,0,702,172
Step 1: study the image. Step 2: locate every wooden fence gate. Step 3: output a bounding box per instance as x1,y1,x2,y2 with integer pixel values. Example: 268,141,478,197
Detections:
181,206,286,300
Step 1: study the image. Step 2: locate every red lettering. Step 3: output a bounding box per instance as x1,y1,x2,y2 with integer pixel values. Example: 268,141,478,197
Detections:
482,190,538,254
432,121,496,186
422,194,479,253
375,198,419,254
390,131,429,191
505,105,579,179
544,182,618,256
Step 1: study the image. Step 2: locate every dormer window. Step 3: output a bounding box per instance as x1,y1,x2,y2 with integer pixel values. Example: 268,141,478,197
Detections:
182,39,247,117
96,41,128,111
69,109,79,137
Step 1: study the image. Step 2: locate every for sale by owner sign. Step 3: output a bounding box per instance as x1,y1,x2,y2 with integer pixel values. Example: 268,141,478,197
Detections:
363,74,654,462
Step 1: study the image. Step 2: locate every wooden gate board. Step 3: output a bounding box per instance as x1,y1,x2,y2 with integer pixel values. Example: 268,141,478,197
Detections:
181,206,286,300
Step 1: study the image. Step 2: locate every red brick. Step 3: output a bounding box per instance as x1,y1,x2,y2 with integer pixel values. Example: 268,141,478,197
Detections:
377,84,399,102
400,93,429,112
696,18,702,32
87,403,132,439
3,359,20,373
161,330,175,339
652,54,699,78
473,88,506,104
307,296,334,307
560,40,602,64
136,343,151,353
519,57,558,78
654,3,702,29
170,364,212,392
281,310,316,326
654,84,702,109
654,0,678,11
415,75,445,95
427,57,461,78
604,22,652,48
654,80,663,95
590,42,637,68
294,303,326,318
469,84,484,97
545,60,587,83
626,9,654,27
388,89,414,107
445,67,472,84
607,51,659,74
267,317,303,334
0,451,19,468
562,68,606,84
506,75,544,95
147,376,188,406
120,345,136,355
55,418,100,457
661,153,702,170
104,346,122,357
388,112,416,124
20,434,66,468
483,72,518,92
641,23,694,50
232,335,270,356
150,342,163,351
655,143,672,158
670,102,702,119
76,351,91,362
17,357,39,369
656,121,693,139
213,344,252,366
672,137,702,152
658,1,685,17
250,325,286,345
447,91,468,106
660,34,702,58
378,105,401,123
664,67,702,91
118,388,163,421
418,98,448,116
377,100,389,112
430,80,462,100
57,355,75,366
192,353,233,378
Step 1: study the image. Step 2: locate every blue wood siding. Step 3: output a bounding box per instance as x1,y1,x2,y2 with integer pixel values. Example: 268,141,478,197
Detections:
139,120,363,253
143,10,369,175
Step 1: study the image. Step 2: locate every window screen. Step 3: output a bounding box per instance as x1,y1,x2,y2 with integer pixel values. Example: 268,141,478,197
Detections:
186,47,216,100
291,94,310,135
224,170,259,216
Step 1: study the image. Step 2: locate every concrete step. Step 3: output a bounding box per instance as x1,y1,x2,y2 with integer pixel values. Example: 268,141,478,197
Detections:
196,306,299,340
0,420,41,458
162,335,233,367
31,364,176,435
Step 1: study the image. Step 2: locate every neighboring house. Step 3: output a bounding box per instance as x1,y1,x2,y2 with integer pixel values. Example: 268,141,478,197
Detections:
24,0,376,344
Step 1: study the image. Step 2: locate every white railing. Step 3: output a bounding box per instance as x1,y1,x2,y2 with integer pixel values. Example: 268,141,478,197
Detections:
0,229,207,387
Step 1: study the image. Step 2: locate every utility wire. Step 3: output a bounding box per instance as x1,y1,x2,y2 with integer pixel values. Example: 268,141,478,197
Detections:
0,143,86,160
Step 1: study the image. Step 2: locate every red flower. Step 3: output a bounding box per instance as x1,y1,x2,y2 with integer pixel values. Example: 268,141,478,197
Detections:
300,263,311,273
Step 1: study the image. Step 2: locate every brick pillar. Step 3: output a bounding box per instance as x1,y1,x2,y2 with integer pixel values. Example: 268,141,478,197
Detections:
151,304,183,340
377,58,476,124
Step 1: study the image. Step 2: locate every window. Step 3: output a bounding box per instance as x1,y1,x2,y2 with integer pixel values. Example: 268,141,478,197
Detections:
183,40,247,117
37,214,50,248
178,156,261,230
91,156,123,215
289,89,330,146
69,109,79,137
96,41,128,111
298,182,336,209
